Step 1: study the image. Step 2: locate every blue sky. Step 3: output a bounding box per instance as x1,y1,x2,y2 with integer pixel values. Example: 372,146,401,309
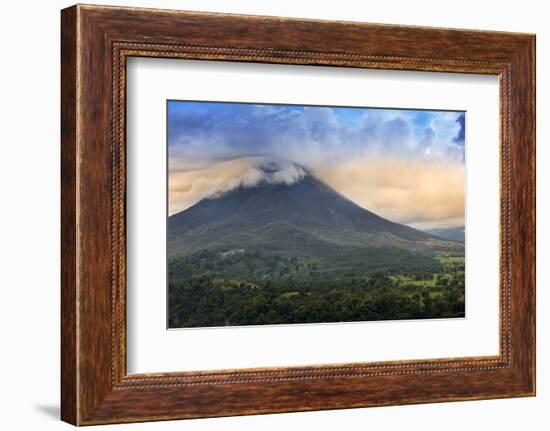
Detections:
168,101,465,168
167,101,465,229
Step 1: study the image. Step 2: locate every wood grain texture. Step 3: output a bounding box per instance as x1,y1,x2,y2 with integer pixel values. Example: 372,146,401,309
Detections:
60,6,78,425
60,4,536,425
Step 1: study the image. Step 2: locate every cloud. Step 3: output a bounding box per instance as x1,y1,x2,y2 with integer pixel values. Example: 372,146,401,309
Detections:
167,102,466,228
170,155,464,229
314,157,464,229
169,157,306,215
453,112,466,146
168,102,466,169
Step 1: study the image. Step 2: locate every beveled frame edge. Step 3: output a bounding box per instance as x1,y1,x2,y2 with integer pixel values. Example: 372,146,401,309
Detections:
61,4,535,426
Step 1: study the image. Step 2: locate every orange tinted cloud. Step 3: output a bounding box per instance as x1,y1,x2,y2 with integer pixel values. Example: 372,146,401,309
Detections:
314,158,464,229
169,156,464,229
169,157,306,215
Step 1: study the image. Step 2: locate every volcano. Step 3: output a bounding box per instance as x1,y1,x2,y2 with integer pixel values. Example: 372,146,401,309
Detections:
167,159,461,266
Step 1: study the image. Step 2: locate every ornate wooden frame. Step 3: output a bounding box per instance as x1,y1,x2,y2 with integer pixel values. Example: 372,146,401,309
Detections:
61,4,535,425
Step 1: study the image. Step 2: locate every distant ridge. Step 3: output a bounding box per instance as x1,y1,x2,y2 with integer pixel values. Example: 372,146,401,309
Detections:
425,227,465,243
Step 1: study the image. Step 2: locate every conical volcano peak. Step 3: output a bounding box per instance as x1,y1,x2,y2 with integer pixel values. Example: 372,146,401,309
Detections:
168,155,463,260
256,157,303,173
245,156,308,186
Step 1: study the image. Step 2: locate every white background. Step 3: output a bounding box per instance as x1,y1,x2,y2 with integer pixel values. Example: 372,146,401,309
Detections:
127,59,500,373
0,0,547,430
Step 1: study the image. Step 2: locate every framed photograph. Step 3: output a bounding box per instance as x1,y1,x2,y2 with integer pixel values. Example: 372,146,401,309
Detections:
61,4,535,425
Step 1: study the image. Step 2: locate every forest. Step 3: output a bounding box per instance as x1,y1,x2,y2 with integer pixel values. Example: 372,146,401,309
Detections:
168,250,465,328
